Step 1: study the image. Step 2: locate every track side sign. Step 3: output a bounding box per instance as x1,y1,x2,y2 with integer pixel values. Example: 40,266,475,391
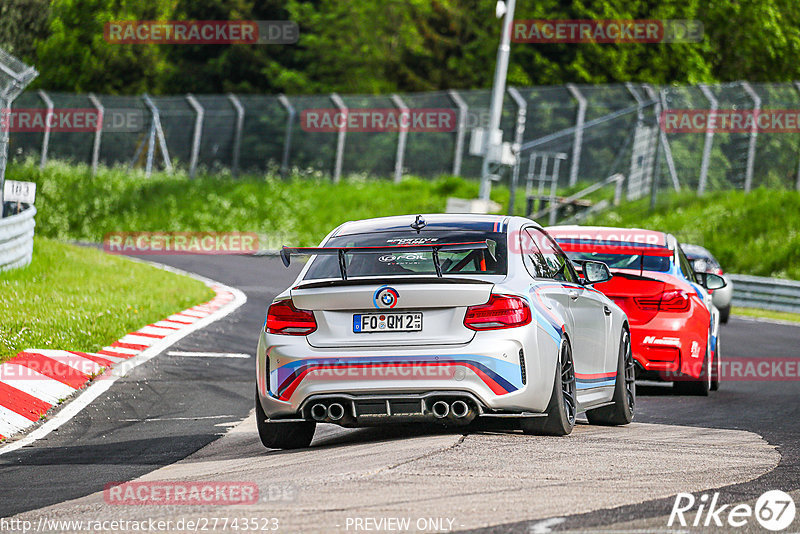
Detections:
3,180,36,204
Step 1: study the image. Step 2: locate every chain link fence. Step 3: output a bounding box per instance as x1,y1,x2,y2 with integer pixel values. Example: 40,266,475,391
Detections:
0,49,37,208
0,48,37,270
7,82,800,199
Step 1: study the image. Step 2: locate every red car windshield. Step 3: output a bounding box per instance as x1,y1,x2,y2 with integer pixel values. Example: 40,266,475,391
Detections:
566,251,671,273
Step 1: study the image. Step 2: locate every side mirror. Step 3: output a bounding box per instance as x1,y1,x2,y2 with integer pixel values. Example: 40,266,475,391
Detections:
696,272,726,290
582,261,612,285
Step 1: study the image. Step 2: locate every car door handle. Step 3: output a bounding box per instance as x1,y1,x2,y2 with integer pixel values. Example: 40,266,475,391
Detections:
568,289,580,300
604,305,612,316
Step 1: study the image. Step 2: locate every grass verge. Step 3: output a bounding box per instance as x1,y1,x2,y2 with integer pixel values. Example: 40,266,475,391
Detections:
9,159,800,279
12,159,511,248
0,238,214,363
731,307,800,324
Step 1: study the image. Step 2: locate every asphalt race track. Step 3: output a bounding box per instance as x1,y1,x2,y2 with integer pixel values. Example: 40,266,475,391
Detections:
1,254,799,532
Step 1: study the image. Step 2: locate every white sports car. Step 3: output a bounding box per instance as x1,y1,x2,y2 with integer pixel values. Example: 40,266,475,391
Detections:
256,214,633,449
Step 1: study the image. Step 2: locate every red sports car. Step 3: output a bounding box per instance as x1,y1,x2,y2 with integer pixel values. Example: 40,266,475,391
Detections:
546,226,726,395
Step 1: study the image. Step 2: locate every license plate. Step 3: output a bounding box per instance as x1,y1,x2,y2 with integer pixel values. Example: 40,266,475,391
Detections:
353,312,422,333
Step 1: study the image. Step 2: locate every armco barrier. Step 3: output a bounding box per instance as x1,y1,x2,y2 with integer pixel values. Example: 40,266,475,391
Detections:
0,206,36,271
729,274,800,314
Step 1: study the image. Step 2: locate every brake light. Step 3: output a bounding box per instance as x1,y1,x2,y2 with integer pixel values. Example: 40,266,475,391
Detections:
464,294,532,330
659,289,691,311
633,297,660,310
265,300,317,335
634,289,691,312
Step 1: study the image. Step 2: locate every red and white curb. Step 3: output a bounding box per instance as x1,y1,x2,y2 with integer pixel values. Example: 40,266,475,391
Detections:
0,264,246,454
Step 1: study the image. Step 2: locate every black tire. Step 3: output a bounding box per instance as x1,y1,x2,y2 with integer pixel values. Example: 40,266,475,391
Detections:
255,390,316,449
521,337,576,436
710,337,721,391
719,305,731,324
586,328,635,426
673,336,711,396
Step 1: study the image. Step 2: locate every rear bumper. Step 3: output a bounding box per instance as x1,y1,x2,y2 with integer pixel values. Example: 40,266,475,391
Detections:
630,317,706,379
256,328,557,421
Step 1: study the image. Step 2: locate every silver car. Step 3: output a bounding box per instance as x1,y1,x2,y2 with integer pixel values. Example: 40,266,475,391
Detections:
256,214,633,449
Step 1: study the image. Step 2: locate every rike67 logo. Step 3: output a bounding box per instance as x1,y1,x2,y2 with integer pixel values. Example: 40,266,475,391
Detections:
669,490,796,531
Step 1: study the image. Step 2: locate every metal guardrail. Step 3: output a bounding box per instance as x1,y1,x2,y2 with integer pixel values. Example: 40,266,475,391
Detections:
0,205,36,271
729,274,800,314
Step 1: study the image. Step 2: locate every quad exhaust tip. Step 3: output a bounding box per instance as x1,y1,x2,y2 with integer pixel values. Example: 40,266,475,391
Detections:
451,400,470,418
310,403,327,421
431,400,450,419
310,398,474,422
327,403,345,421
310,402,345,422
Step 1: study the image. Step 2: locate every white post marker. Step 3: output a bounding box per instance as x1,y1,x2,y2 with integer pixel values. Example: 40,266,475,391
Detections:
3,180,36,210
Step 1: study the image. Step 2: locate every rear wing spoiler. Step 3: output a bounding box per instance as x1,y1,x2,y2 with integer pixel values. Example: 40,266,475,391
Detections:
280,240,491,280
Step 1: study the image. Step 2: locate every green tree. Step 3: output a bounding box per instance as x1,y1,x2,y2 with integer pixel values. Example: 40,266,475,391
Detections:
33,0,172,93
0,0,50,62
6,0,800,94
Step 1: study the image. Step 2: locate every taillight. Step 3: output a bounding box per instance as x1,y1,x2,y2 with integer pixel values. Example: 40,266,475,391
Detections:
659,290,691,312
633,296,660,310
464,294,532,330
634,290,691,312
265,300,317,335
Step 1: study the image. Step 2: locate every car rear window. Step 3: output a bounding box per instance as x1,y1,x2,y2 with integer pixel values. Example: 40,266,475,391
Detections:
565,252,671,273
303,231,507,280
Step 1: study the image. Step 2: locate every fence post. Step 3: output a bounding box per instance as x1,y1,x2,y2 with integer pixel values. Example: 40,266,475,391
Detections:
0,92,7,207
565,84,586,187
548,155,566,226
506,87,527,215
390,94,408,183
641,85,664,208
144,116,156,178
227,94,244,176
741,81,760,193
795,82,800,191
656,88,681,191
625,82,647,199
277,94,295,177
87,93,103,177
697,84,717,195
625,82,644,122
448,89,467,176
37,90,53,169
650,126,663,210
330,93,347,183
142,94,172,174
186,94,204,179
